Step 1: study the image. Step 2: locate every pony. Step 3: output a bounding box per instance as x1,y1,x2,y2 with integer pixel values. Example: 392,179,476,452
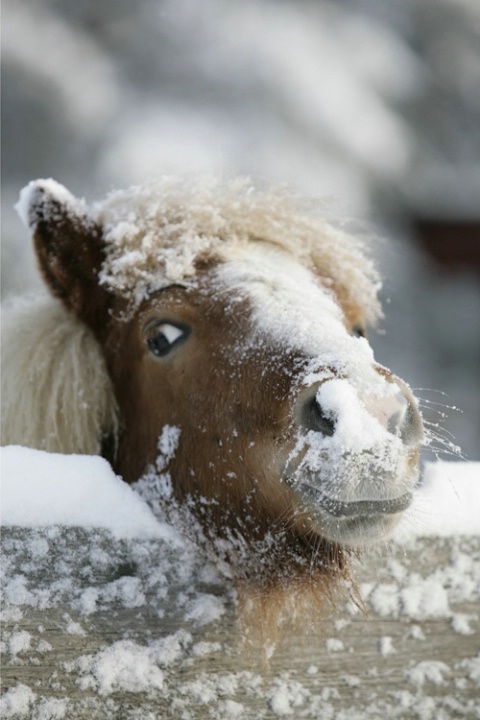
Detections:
2,177,423,621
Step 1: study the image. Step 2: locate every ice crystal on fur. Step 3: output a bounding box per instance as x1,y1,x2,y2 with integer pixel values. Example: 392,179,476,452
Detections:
94,177,382,321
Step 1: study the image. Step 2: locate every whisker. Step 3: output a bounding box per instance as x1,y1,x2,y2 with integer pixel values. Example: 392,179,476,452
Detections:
412,387,451,396
423,421,458,442
416,401,461,415
410,386,464,462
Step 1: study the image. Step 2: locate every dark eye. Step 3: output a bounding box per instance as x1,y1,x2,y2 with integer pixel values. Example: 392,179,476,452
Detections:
352,325,366,338
146,323,190,357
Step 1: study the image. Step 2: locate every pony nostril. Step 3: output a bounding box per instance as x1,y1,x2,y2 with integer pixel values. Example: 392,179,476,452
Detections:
399,401,423,445
302,397,336,436
387,410,404,436
388,398,422,445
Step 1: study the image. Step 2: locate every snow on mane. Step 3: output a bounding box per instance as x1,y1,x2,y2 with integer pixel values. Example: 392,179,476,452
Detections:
94,177,382,322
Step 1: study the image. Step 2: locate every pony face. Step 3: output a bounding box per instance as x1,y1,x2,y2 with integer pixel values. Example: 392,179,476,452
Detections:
211,245,423,547
103,281,301,540
18,178,423,586
100,242,422,555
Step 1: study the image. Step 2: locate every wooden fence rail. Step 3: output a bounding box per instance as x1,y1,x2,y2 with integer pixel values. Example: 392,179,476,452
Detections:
1,528,479,719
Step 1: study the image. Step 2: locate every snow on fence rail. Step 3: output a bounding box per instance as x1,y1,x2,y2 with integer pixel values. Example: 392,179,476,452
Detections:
1,447,479,719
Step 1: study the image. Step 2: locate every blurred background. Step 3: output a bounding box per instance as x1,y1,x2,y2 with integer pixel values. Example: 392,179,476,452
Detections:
2,0,479,460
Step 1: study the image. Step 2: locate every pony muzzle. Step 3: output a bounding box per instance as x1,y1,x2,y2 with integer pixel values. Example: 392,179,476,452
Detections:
285,377,423,546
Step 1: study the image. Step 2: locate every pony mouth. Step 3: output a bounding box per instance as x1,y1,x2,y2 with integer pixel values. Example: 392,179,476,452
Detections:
312,511,403,546
315,491,413,519
303,494,413,546
287,476,414,546
286,468,414,520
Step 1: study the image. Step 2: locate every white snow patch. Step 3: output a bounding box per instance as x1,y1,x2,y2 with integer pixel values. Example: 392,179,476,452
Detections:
150,630,193,667
31,698,68,719
451,613,476,636
63,615,86,636
409,625,426,641
326,638,344,653
1,607,23,624
400,578,451,620
76,587,99,616
362,582,400,617
406,660,450,687
101,576,146,609
179,679,218,704
379,635,395,656
36,639,53,653
214,244,382,389
343,674,361,687
269,685,293,716
75,640,165,695
395,460,480,539
268,679,309,716
7,631,32,657
365,575,452,620
0,684,36,718
192,641,222,657
219,699,245,718
0,446,180,542
184,593,226,626
14,179,84,230
458,654,480,685
156,425,182,471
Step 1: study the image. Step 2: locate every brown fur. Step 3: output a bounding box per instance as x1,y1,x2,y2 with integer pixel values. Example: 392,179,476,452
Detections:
101,283,347,582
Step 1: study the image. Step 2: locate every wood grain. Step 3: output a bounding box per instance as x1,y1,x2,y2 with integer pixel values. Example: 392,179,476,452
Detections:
1,529,479,719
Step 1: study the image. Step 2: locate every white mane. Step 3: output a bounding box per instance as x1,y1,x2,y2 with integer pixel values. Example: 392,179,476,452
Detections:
95,177,382,322
1,293,118,455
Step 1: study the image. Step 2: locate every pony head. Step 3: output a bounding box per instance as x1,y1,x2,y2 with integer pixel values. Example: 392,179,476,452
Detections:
7,177,423,594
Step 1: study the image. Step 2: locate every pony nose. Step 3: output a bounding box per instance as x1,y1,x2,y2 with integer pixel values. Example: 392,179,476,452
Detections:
300,395,336,436
298,381,423,445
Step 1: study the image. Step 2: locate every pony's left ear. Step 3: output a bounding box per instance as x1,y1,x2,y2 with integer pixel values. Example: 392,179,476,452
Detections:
16,179,112,337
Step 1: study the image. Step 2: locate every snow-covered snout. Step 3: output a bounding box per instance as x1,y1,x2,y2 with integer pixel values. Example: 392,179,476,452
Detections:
286,373,423,547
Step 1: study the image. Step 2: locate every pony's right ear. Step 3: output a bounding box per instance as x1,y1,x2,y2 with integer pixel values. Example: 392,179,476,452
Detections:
16,179,112,336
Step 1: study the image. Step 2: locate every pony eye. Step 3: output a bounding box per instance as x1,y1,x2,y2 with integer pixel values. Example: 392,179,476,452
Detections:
352,325,366,339
146,323,189,357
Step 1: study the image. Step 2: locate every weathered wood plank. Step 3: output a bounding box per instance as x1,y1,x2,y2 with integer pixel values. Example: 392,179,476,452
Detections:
1,529,479,719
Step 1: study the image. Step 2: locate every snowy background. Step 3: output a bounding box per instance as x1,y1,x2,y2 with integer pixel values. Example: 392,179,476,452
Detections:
2,0,479,460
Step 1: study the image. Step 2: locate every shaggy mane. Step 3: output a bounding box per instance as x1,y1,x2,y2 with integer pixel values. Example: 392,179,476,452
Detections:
95,177,382,323
1,293,118,455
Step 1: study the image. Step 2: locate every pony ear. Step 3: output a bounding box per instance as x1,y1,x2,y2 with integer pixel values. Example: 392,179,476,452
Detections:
16,179,112,336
